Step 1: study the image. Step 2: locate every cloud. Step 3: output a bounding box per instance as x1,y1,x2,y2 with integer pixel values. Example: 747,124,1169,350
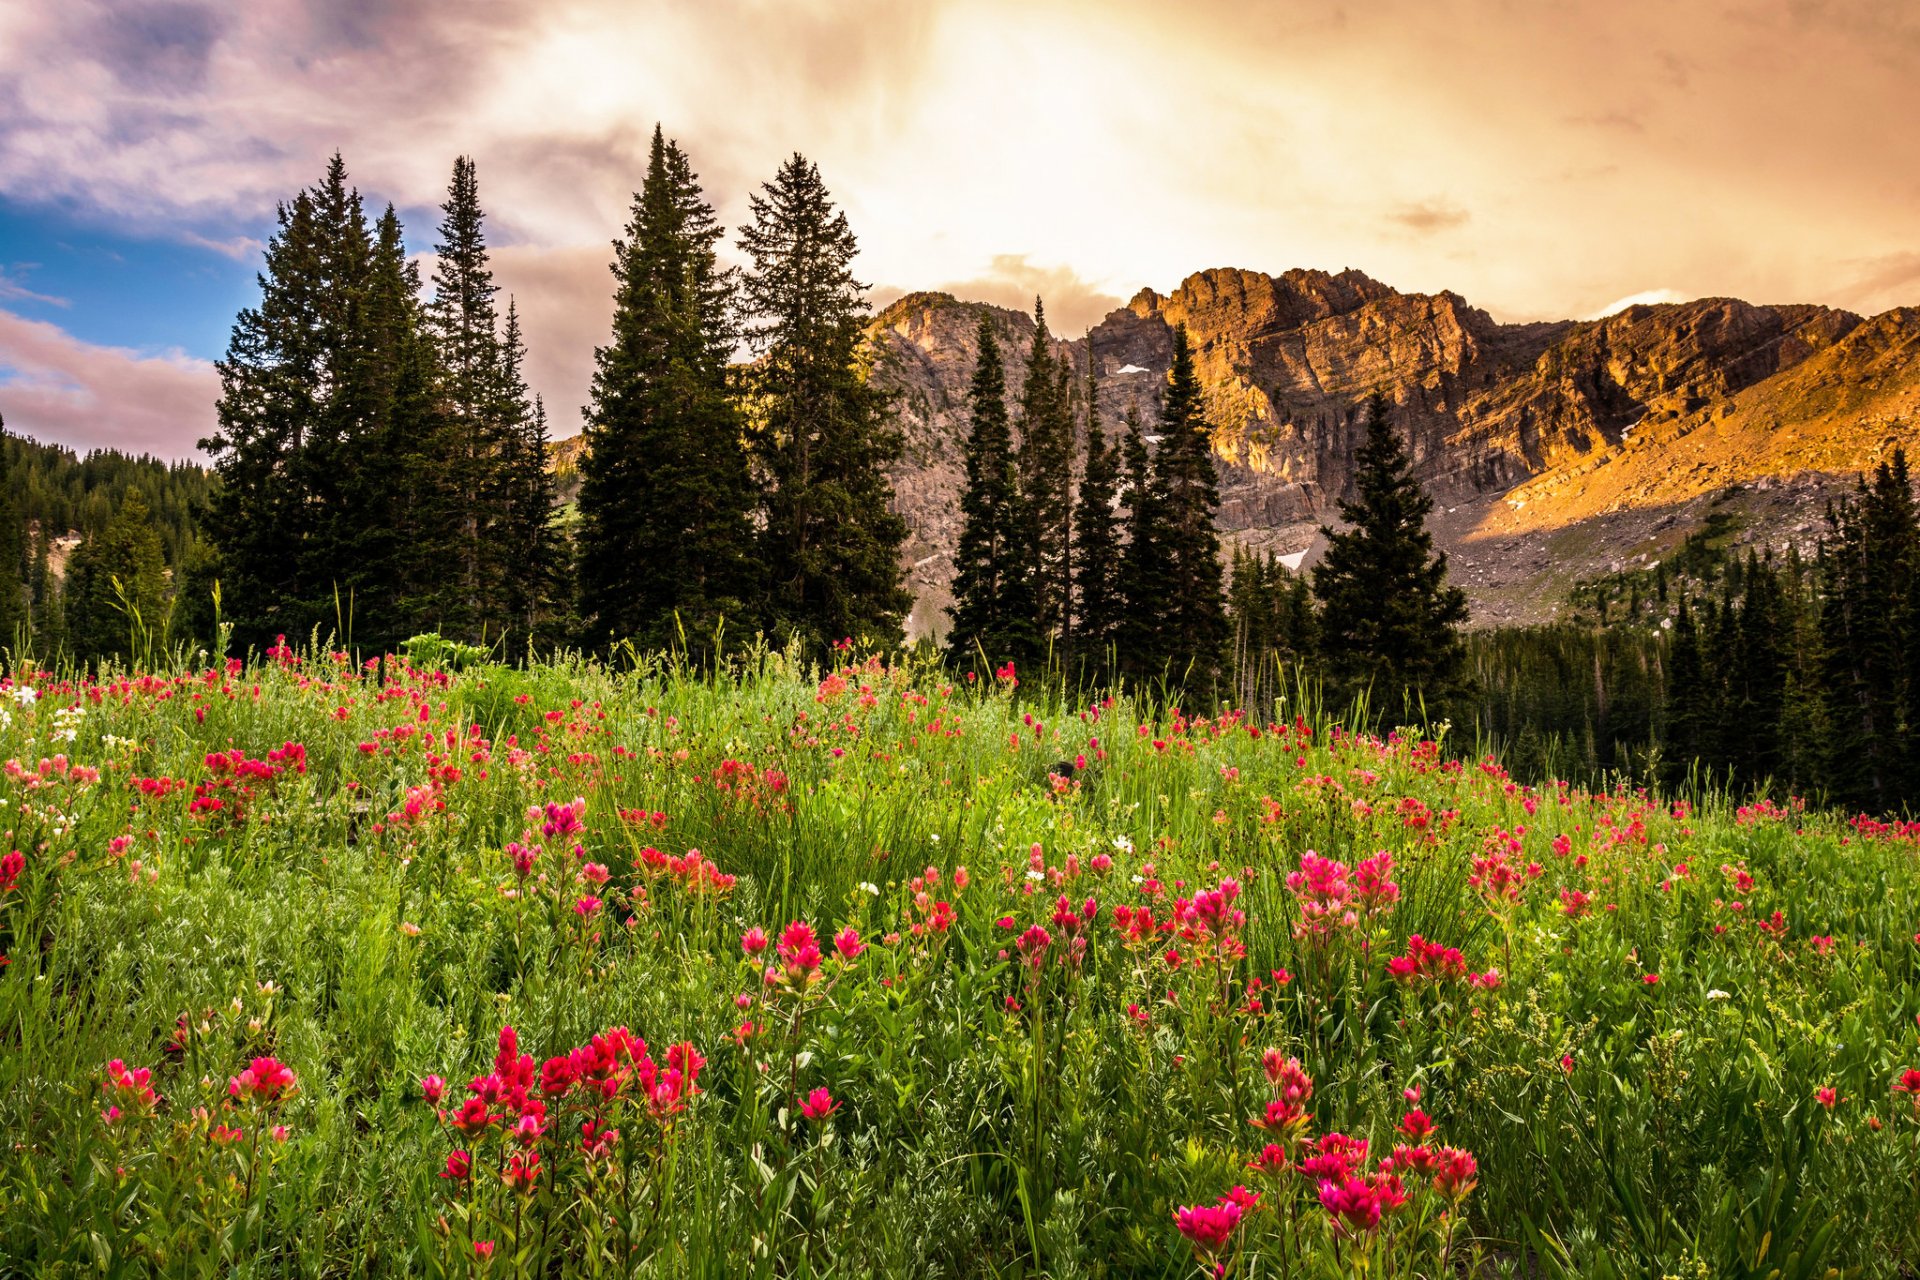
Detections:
1834,250,1920,316
1384,201,1470,235
1584,288,1690,319
8,0,1920,452
911,254,1125,335
0,266,67,307
0,308,217,457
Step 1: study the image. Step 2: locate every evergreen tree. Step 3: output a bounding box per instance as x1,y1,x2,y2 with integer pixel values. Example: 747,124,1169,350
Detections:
1312,391,1468,713
946,312,1035,668
27,525,64,658
426,155,512,635
495,304,563,645
1011,301,1075,656
578,126,761,656
350,202,457,650
1817,453,1917,810
1071,365,1121,670
738,153,908,651
64,489,168,663
1663,596,1707,787
1114,399,1166,681
0,415,26,650
204,156,365,648
204,155,454,655
1150,325,1228,682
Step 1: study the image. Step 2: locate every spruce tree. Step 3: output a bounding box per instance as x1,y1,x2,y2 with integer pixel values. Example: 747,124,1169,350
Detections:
1013,300,1075,655
205,156,454,655
495,303,563,646
426,156,512,636
578,126,761,656
1071,366,1121,671
738,153,908,651
0,415,27,650
204,157,365,648
1312,390,1468,713
1114,399,1166,680
1151,325,1228,682
349,203,457,651
1663,596,1707,787
63,489,168,663
947,312,1032,668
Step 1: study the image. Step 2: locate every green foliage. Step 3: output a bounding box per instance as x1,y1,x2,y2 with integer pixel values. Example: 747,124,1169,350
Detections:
1313,391,1469,713
1070,367,1123,677
202,153,563,660
946,312,1034,672
1012,299,1076,658
738,153,911,655
63,489,171,665
577,126,760,659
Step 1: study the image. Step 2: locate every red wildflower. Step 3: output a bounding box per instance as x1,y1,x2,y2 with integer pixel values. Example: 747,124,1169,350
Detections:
228,1056,297,1104
799,1087,840,1121
502,1150,541,1194
1433,1146,1478,1200
1172,1200,1243,1253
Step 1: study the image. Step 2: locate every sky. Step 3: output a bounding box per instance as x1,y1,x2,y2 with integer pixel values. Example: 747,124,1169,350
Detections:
4,0,1920,459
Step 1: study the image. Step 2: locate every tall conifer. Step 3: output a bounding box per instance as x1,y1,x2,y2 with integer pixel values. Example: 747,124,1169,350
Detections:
1115,399,1165,680
426,156,512,635
1150,324,1228,681
578,127,761,655
1071,365,1121,670
1312,390,1468,713
738,153,908,651
947,312,1032,668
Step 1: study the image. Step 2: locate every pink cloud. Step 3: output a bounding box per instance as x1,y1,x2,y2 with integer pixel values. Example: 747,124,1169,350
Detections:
0,308,216,459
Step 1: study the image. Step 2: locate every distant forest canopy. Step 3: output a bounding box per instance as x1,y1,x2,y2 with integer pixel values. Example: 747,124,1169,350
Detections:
3,428,212,564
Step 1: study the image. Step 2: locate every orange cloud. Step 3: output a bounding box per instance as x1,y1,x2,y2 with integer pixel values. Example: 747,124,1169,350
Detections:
0,308,217,458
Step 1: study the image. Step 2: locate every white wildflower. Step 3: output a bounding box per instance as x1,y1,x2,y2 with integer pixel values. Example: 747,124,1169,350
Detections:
858,881,880,896
1706,989,1731,1001
10,685,36,708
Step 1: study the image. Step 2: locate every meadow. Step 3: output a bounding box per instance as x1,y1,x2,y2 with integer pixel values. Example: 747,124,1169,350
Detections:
1,637,1916,1278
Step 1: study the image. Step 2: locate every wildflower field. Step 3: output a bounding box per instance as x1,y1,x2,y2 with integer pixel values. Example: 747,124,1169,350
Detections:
2,643,1918,1279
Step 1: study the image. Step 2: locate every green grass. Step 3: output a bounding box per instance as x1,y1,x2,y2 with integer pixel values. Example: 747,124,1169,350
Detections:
0,644,1916,1278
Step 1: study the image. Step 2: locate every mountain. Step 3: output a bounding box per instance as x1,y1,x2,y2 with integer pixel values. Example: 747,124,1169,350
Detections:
865,268,1920,635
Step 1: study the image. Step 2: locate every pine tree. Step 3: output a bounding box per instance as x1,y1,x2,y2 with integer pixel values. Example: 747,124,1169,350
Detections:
495,303,563,646
426,156,512,636
0,415,27,651
1151,325,1228,682
1663,596,1707,787
1071,365,1121,671
204,155,456,655
350,202,457,651
1114,399,1166,681
1012,300,1075,656
64,489,168,663
578,126,761,656
1312,391,1468,713
738,153,908,651
947,312,1033,669
204,156,367,649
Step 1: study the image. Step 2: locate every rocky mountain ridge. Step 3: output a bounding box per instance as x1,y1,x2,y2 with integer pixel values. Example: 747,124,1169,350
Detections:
865,267,1920,636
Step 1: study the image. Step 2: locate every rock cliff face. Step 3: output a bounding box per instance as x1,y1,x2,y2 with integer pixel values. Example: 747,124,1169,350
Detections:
867,267,1920,636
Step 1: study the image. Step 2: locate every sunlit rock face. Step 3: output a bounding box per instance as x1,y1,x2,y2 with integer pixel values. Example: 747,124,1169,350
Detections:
864,266,1914,639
